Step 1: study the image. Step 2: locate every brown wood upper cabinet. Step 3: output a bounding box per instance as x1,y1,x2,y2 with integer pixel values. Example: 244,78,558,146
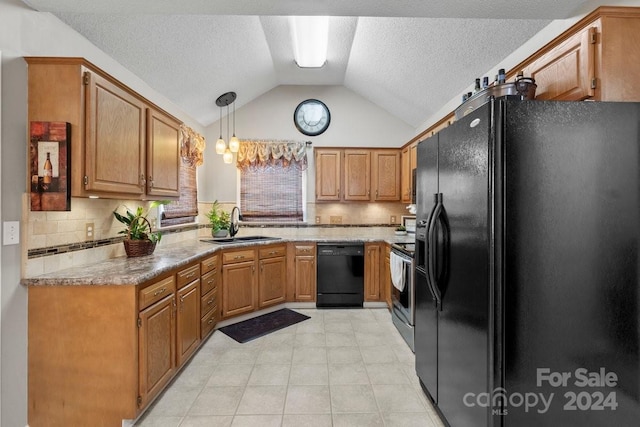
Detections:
26,57,181,200
315,148,400,202
510,7,640,102
401,143,417,203
147,108,181,198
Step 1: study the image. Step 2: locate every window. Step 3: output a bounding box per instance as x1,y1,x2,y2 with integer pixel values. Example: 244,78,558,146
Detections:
237,140,308,222
160,160,198,226
159,125,204,227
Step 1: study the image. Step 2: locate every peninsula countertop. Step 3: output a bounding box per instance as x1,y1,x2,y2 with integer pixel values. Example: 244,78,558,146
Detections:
22,227,415,287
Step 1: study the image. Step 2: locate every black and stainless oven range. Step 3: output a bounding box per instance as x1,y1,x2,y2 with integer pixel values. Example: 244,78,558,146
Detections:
390,243,415,352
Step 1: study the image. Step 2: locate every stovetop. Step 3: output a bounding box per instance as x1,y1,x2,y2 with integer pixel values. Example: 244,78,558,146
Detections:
391,242,415,258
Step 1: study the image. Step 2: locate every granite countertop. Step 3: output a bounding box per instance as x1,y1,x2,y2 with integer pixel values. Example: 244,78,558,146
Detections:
22,228,415,286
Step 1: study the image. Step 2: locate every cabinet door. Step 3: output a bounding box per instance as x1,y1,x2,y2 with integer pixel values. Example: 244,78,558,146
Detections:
138,294,175,408
523,25,596,101
315,149,342,201
222,260,257,318
364,243,381,301
384,246,392,308
401,146,411,203
147,109,181,198
176,280,200,367
295,255,316,301
344,150,371,201
84,71,146,196
372,150,401,201
259,256,287,308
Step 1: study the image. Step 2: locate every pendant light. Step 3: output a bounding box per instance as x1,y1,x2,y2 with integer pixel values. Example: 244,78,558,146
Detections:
215,91,238,161
229,101,240,153
223,104,233,164
215,105,226,154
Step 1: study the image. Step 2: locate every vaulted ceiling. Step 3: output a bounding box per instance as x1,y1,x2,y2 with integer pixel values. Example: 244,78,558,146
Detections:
22,0,617,129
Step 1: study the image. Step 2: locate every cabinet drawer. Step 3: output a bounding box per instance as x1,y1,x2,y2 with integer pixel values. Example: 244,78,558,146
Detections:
258,245,287,259
201,288,218,317
177,264,200,289
222,249,255,264
201,306,218,338
201,270,218,295
139,276,176,310
295,245,316,256
201,255,217,274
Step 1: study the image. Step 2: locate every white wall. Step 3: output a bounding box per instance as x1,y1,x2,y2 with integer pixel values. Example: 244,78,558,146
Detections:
198,85,416,202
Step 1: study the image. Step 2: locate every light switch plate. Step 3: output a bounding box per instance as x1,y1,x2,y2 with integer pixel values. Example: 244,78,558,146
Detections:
390,215,397,224
3,221,20,245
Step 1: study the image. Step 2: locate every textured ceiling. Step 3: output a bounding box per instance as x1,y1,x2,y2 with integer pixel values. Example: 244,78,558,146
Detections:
22,0,614,129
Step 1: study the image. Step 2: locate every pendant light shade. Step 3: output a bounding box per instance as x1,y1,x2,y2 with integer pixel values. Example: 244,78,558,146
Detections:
215,105,225,154
229,135,240,153
223,148,233,164
229,101,240,152
215,137,226,155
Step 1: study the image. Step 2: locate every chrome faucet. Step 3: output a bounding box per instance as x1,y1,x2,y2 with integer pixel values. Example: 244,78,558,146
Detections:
229,206,241,237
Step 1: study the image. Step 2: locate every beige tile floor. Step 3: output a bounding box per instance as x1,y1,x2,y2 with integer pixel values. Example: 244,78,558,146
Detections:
135,308,445,427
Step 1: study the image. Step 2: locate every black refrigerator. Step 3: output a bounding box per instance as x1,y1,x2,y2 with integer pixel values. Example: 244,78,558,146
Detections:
414,97,640,427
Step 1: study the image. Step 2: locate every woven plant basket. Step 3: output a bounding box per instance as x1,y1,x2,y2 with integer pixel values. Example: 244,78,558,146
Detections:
123,239,156,257
123,217,157,257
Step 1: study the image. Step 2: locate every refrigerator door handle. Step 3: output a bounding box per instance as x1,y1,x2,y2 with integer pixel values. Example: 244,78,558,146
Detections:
427,195,443,306
428,193,450,308
422,194,440,303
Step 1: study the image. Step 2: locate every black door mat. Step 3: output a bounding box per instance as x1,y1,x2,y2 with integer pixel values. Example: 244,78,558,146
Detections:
219,308,310,343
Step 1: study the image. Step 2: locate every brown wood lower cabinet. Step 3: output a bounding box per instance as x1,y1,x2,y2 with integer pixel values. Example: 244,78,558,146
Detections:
258,245,287,308
222,249,258,318
139,293,176,408
365,242,382,301
293,243,317,301
176,278,200,366
384,244,392,308
200,254,219,339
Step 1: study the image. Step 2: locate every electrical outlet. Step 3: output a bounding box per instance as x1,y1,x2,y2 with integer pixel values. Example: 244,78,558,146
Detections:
3,221,19,245
330,215,342,224
390,215,397,224
85,222,94,240
315,216,321,224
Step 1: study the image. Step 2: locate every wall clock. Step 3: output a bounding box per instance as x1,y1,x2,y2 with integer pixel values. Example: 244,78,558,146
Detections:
293,99,331,136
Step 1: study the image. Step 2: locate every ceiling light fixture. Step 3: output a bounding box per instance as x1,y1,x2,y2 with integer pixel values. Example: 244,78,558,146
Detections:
290,16,329,68
215,91,238,162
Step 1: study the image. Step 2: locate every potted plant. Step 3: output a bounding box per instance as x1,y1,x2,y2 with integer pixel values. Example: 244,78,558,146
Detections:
395,225,407,235
113,200,169,257
206,200,231,238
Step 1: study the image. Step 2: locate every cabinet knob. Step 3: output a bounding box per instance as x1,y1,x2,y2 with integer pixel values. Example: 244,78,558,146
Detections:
140,174,146,187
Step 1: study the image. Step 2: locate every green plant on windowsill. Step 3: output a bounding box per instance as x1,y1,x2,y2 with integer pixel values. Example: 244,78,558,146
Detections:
206,200,231,237
395,225,406,232
113,200,170,256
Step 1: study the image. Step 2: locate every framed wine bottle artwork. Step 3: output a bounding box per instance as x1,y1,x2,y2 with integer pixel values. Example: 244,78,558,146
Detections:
29,121,71,211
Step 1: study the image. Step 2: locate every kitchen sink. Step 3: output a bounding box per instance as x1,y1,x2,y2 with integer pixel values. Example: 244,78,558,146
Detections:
201,235,281,245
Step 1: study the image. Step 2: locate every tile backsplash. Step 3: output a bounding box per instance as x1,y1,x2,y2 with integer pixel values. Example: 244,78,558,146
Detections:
24,196,412,277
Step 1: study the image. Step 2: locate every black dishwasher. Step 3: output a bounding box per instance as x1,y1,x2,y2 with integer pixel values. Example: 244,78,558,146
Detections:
316,243,365,308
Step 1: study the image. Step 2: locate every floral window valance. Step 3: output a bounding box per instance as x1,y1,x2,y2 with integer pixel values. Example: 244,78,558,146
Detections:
179,124,206,167
236,140,308,170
